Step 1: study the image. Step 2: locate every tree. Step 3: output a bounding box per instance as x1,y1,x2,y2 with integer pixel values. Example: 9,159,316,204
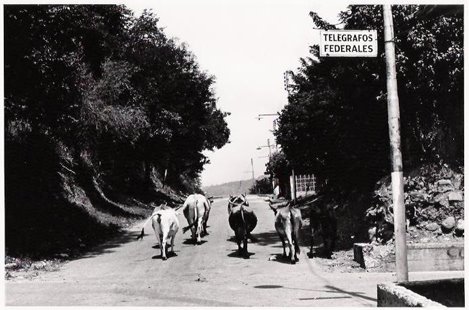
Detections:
249,177,273,195
276,5,463,191
265,151,291,197
4,5,230,256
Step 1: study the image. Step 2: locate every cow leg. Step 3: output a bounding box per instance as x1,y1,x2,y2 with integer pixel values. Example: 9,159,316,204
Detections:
285,228,296,264
203,203,210,236
242,235,249,259
279,235,287,257
154,230,163,258
323,235,332,259
203,220,209,236
235,232,242,253
323,220,337,259
310,226,315,256
330,234,336,256
324,234,336,259
289,244,296,264
161,239,167,260
153,222,161,248
190,226,197,244
196,218,203,244
203,210,210,236
287,240,295,264
293,235,300,262
170,234,175,254
161,230,169,260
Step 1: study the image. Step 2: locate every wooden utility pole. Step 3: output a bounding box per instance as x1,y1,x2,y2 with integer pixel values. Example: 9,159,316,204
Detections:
290,168,297,201
250,158,255,185
383,4,408,282
267,138,272,159
267,138,276,193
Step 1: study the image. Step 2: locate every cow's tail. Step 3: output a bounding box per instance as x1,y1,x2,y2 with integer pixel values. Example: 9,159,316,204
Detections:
240,205,247,236
290,209,301,254
136,213,156,240
182,201,198,234
182,220,197,234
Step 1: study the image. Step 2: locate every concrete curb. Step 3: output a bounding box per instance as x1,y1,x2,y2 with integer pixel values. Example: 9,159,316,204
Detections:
377,282,445,307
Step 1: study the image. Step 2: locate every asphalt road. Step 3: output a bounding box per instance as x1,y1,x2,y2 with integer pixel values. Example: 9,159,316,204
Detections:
5,195,463,306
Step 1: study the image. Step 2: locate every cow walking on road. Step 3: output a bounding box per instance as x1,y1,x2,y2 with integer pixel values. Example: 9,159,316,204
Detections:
228,194,257,258
308,199,337,259
136,204,180,260
181,194,212,244
269,201,302,264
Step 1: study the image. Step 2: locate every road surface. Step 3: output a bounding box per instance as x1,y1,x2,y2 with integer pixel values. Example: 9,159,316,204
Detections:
5,195,463,306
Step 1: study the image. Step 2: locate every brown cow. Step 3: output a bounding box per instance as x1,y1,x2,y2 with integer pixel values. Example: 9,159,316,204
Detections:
269,201,302,264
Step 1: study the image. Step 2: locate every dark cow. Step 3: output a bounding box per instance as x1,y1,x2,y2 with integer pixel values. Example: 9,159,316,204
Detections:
309,202,337,259
269,201,302,264
228,193,249,213
228,194,257,258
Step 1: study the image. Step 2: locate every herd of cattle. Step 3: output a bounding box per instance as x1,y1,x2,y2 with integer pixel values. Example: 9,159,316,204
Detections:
136,194,337,263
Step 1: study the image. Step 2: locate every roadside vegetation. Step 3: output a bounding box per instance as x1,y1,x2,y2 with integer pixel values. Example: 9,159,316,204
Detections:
249,177,273,195
271,5,463,249
4,5,230,263
203,179,254,197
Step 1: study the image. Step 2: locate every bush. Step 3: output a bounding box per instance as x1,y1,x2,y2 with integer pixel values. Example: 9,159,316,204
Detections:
249,177,273,195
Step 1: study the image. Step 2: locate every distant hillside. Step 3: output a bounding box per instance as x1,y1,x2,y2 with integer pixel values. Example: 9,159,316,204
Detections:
203,179,254,197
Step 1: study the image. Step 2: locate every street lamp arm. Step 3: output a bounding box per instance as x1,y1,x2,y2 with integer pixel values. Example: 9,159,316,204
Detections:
257,113,278,120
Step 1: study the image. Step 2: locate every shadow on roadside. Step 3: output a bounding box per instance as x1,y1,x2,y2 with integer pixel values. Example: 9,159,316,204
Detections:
78,229,144,259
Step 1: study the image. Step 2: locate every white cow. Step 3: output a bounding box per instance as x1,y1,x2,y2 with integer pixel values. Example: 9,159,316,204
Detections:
152,208,179,260
181,194,213,244
136,204,180,260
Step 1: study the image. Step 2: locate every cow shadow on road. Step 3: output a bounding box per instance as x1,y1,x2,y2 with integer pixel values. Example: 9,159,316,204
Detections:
248,230,283,248
182,239,207,245
268,254,301,265
152,252,178,260
227,249,255,259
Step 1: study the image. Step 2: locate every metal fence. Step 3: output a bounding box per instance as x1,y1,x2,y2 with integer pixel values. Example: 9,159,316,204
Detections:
295,174,316,197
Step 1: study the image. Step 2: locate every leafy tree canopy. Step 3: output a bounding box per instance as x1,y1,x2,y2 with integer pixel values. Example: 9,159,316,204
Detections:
275,5,463,190
5,5,230,193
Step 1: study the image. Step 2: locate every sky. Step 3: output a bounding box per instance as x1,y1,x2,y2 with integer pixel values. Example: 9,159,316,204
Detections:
126,0,349,186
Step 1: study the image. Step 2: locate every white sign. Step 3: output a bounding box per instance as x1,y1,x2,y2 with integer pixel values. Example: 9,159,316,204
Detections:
319,30,378,57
